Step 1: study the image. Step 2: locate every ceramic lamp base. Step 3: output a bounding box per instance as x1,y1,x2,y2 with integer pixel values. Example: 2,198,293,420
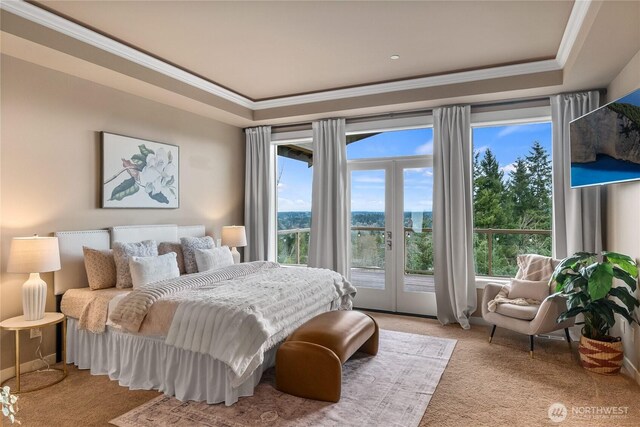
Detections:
23,273,47,321
231,247,241,264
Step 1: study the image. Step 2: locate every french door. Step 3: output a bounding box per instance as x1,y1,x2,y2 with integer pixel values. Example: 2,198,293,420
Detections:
349,157,437,316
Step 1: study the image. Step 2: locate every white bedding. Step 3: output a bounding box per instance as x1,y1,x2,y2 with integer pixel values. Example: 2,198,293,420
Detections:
66,261,356,404
165,265,355,386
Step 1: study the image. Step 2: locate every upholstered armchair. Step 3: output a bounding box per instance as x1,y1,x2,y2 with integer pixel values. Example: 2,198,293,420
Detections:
481,254,574,358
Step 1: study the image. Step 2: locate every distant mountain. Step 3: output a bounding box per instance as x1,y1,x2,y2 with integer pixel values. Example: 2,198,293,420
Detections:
278,211,432,230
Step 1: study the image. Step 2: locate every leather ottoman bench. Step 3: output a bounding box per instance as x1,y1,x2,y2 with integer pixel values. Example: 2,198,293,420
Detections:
275,310,379,402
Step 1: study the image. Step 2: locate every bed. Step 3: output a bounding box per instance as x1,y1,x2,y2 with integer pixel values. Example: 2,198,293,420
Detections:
55,224,356,405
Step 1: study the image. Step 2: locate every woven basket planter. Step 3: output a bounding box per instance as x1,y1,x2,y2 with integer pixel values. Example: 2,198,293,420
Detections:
578,335,624,374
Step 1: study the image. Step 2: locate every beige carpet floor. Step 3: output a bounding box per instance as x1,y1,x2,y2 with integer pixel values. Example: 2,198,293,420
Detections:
9,312,640,426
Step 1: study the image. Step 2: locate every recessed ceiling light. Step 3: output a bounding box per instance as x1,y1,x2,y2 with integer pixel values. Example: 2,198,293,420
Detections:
390,54,400,60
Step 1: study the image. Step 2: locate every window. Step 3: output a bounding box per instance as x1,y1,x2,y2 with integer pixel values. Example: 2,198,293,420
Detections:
276,143,312,265
347,128,433,159
472,122,553,276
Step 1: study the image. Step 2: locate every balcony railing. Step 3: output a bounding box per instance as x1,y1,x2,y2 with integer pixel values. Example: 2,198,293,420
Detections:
277,226,552,277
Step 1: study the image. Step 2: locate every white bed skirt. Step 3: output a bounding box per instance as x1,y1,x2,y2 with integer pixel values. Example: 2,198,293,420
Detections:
66,317,277,405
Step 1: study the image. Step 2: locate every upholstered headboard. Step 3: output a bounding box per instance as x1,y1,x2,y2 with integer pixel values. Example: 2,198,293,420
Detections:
54,224,206,295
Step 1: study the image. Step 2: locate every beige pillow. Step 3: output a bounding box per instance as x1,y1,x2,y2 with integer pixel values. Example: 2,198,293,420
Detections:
515,254,560,282
83,247,117,290
180,236,215,274
112,240,158,288
129,253,180,288
158,242,186,274
508,279,550,301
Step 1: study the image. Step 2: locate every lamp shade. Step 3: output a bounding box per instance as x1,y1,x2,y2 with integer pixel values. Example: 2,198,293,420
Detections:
221,226,247,248
7,236,61,273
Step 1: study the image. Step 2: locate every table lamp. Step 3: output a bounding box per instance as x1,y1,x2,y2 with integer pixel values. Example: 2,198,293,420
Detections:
221,226,247,264
7,235,61,321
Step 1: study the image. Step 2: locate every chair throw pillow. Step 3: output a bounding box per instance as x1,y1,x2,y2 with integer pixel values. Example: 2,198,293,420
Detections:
112,240,158,288
129,252,180,288
195,246,235,272
83,247,117,290
507,279,550,302
181,236,215,274
515,254,560,282
158,242,186,274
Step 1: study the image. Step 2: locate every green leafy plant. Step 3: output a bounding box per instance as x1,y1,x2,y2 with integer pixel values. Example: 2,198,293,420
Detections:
1,386,19,424
551,251,639,342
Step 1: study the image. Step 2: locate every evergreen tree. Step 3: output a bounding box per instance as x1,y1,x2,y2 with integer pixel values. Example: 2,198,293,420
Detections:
473,148,508,228
508,157,535,228
525,141,552,228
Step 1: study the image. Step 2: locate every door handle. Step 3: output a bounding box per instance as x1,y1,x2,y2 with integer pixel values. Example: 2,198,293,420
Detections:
386,239,392,250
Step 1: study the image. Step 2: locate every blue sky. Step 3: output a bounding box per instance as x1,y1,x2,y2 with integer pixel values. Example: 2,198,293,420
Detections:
277,122,552,212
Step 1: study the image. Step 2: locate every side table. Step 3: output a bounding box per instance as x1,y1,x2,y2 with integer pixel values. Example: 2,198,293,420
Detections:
0,312,67,393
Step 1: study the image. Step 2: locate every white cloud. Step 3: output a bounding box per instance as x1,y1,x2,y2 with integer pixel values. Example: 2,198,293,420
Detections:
277,197,311,212
415,139,434,155
354,176,385,184
474,145,489,154
501,163,517,174
497,126,521,138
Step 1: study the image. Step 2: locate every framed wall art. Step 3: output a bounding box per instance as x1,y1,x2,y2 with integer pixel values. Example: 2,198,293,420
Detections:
102,132,179,208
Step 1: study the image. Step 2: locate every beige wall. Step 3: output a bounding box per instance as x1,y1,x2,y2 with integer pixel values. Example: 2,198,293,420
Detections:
605,47,640,380
0,55,245,371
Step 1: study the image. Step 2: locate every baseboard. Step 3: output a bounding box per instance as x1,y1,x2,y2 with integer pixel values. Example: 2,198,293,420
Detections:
623,356,640,386
0,353,57,383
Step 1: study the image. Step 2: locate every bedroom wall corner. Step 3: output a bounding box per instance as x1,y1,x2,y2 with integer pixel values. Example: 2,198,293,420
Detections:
0,54,245,372
604,47,640,384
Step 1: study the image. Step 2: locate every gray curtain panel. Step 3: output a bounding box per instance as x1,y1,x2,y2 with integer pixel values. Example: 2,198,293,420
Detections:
433,105,476,329
244,126,275,262
551,91,602,259
308,118,350,278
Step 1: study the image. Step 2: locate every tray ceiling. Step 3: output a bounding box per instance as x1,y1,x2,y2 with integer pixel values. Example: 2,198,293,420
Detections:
37,0,574,101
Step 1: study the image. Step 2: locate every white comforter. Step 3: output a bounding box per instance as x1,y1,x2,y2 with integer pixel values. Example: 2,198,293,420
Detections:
112,262,356,387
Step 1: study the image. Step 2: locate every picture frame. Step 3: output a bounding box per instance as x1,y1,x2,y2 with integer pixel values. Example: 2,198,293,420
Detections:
101,132,179,208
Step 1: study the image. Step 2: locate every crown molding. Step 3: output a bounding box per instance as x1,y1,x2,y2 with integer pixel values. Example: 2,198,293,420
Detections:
1,0,593,112
0,0,255,109
556,0,593,68
253,59,561,110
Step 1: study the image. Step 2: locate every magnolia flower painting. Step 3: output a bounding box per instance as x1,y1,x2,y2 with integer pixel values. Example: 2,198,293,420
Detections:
102,133,179,208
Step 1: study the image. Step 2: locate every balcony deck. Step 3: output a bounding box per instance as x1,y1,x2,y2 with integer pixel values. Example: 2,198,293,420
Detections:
351,268,435,293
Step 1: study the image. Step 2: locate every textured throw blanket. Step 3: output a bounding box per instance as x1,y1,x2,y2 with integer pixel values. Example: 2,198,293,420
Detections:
109,261,279,332
486,286,541,312
487,254,558,312
110,262,356,387
61,288,130,333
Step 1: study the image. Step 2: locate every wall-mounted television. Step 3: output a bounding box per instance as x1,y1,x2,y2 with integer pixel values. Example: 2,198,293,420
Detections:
570,89,640,188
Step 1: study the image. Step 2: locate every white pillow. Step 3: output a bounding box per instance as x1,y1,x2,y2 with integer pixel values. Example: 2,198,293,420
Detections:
129,252,180,288
507,279,550,301
195,246,234,272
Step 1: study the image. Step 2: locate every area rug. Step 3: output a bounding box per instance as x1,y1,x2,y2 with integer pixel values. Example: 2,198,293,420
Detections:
110,329,456,427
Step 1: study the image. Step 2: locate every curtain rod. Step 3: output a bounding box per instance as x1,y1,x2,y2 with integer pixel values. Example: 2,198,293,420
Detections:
267,89,606,133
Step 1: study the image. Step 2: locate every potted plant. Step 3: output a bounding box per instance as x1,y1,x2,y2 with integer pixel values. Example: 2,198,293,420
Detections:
551,251,639,374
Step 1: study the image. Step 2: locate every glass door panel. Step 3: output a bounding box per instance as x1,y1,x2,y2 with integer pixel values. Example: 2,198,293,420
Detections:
349,164,394,311
402,167,434,293
394,161,437,315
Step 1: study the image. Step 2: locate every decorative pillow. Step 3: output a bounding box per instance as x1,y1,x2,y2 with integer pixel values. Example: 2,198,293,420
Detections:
129,253,180,288
112,240,158,288
195,246,234,272
83,247,117,290
508,279,550,301
158,242,186,275
180,236,215,274
515,254,561,282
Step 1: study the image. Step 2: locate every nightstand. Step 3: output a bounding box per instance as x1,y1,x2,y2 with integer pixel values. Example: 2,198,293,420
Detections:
0,312,67,393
